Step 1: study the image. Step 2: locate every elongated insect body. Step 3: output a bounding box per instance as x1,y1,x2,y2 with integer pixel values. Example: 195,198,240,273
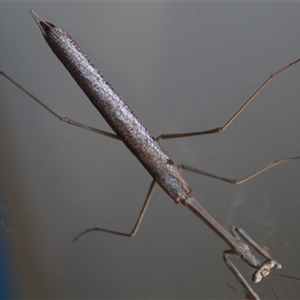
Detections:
31,12,191,204
3,10,299,299
29,9,286,275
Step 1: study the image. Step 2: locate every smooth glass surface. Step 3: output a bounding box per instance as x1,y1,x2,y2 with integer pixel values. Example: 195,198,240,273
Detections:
1,2,300,298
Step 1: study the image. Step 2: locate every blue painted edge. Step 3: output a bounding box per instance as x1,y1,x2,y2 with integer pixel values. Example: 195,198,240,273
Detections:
0,190,12,300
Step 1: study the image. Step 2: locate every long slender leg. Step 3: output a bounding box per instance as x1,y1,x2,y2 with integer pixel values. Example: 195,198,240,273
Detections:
3,58,300,144
4,65,300,186
1,70,158,241
178,155,300,184
224,253,280,300
5,64,297,186
3,66,298,299
223,226,284,299
72,180,157,242
224,258,260,300
228,226,286,299
227,283,258,300
156,59,300,186
3,59,300,142
232,226,282,268
156,58,300,141
1,70,121,141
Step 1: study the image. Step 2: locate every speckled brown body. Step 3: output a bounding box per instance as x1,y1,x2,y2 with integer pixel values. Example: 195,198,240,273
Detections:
32,13,191,204
28,12,275,282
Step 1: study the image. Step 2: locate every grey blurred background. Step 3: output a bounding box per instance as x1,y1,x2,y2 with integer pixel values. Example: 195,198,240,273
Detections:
1,2,300,299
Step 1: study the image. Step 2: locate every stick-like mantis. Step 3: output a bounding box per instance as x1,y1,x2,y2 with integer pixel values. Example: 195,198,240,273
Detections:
1,10,299,299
